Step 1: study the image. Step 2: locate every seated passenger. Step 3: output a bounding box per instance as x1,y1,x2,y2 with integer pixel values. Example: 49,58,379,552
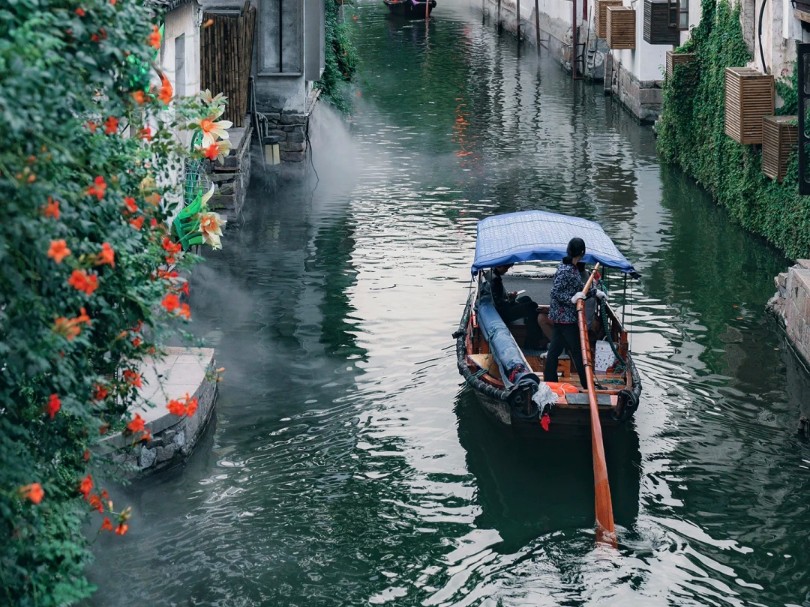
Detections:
489,264,547,349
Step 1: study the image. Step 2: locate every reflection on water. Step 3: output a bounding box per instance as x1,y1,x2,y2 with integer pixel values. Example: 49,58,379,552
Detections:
455,390,641,551
87,0,810,605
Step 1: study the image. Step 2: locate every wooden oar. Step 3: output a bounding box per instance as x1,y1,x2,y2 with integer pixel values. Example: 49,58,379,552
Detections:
575,263,617,546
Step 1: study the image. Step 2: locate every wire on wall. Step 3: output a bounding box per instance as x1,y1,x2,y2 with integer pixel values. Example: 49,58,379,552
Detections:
758,0,769,73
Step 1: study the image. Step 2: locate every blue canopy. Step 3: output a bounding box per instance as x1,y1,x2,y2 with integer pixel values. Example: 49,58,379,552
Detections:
471,211,638,276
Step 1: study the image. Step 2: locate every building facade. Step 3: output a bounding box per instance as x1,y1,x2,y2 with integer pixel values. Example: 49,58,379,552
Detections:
485,0,810,122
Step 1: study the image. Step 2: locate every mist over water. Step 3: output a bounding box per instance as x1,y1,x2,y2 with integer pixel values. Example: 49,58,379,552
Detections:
86,0,810,605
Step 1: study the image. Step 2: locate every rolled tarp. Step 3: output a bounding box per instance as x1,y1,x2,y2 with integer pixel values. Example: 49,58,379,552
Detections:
476,284,541,398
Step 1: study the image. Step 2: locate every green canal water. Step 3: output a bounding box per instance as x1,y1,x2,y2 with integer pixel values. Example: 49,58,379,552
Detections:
87,1,810,604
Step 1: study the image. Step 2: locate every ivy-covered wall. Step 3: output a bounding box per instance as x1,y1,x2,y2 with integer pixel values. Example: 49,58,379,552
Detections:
318,0,358,112
656,0,810,260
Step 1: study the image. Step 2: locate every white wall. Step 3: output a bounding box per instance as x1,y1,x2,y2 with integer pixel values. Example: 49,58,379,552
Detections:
749,0,810,78
716,0,809,82
160,2,204,217
681,0,702,44
608,1,670,82
162,3,202,98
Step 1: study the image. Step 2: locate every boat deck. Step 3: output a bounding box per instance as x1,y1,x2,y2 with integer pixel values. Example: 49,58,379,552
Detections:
466,351,626,407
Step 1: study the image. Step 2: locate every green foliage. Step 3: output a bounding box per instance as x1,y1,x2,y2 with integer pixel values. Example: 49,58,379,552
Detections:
656,0,810,260
318,0,359,112
0,0,221,603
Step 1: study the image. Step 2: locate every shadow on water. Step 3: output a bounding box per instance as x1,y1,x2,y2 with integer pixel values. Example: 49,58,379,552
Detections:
454,389,640,551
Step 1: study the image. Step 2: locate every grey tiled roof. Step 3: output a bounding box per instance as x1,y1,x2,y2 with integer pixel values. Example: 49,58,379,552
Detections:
198,0,251,10
145,0,199,11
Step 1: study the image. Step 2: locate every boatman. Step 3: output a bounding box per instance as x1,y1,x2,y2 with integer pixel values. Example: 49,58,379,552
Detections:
543,238,607,388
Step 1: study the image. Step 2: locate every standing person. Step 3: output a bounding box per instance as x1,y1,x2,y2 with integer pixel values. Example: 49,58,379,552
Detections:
488,264,546,349
543,238,607,387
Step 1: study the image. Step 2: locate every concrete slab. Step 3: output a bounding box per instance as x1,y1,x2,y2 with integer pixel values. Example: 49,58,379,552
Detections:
135,347,213,423
100,346,217,456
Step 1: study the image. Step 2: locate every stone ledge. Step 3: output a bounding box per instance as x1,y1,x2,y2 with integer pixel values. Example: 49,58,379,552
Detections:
768,264,810,369
206,117,252,222
97,347,218,476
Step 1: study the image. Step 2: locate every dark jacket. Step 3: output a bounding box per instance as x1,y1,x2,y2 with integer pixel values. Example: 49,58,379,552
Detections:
549,262,594,324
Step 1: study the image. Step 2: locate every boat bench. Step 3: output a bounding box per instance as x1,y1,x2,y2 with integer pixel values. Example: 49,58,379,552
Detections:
468,352,573,380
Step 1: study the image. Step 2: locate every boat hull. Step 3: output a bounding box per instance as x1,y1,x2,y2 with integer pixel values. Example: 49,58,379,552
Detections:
455,292,642,437
383,0,436,18
469,389,627,439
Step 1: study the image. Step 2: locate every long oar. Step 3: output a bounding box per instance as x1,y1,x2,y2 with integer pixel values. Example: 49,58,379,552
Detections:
575,263,616,546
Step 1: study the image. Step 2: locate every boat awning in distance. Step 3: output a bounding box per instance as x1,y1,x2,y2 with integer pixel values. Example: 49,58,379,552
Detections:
471,210,639,277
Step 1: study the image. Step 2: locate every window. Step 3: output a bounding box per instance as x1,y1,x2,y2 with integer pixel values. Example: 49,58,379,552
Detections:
678,0,689,29
666,0,688,30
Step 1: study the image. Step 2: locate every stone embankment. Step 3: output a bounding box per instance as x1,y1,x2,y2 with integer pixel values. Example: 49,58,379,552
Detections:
99,347,218,475
208,124,253,222
768,260,810,437
769,260,810,363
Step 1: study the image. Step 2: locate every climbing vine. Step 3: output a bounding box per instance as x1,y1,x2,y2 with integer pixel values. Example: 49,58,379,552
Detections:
0,0,225,603
656,0,810,260
318,0,359,112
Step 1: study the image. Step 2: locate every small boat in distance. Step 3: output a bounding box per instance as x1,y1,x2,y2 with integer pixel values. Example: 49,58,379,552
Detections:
383,0,436,18
454,210,642,437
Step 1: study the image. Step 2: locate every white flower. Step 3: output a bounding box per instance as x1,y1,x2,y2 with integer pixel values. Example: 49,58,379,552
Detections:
199,193,226,250
200,89,226,107
199,114,232,147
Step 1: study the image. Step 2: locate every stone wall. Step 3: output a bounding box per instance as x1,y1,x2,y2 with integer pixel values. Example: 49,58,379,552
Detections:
768,260,810,437
258,88,321,164
262,111,309,163
99,347,219,476
208,123,253,221
603,55,663,124
768,259,810,367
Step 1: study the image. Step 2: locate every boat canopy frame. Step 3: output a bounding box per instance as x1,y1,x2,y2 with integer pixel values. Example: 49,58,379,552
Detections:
471,211,639,277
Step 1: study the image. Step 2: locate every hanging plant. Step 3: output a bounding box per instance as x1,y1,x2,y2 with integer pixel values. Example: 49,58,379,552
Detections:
656,0,810,259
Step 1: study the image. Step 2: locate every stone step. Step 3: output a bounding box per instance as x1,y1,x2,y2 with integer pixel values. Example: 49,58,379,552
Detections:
210,194,236,209
209,172,238,182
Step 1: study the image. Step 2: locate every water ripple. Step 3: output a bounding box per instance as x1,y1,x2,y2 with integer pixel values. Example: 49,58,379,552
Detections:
87,1,807,605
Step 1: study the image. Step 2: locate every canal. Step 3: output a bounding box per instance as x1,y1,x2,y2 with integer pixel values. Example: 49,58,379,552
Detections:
88,0,810,604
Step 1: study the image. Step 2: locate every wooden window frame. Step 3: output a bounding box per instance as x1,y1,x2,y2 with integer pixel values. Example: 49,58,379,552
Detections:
668,0,689,30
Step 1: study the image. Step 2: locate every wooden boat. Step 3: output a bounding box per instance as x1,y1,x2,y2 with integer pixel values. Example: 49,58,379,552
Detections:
454,211,642,437
383,0,436,18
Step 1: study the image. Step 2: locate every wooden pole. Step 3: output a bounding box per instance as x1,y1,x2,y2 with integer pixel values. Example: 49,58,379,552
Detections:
535,0,541,52
572,0,578,79
517,0,521,42
576,263,616,547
